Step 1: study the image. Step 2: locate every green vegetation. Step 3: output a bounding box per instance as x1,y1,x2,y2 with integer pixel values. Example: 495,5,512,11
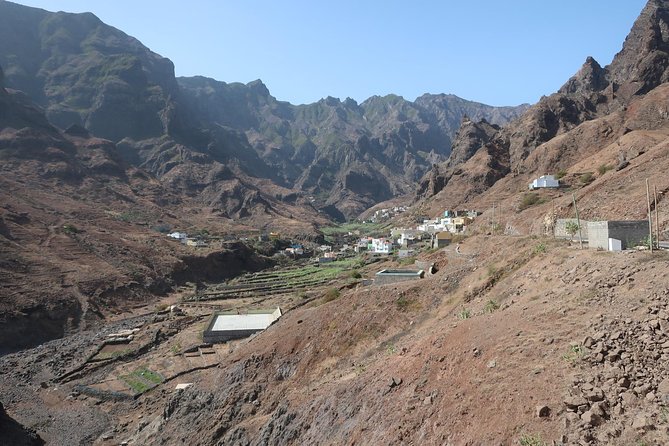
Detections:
562,344,586,362
350,270,362,279
323,287,340,303
555,169,567,180
518,433,547,446
483,299,500,314
518,193,546,211
533,242,547,254
457,307,471,320
579,172,594,185
117,210,149,223
62,223,81,234
120,367,164,394
152,223,172,233
597,164,613,175
565,221,580,241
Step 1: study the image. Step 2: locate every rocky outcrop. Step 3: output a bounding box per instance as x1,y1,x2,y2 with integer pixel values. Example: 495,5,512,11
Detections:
0,401,44,446
607,0,669,99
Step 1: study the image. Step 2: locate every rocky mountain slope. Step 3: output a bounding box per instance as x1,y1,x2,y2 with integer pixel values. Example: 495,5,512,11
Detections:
0,1,527,220
418,0,669,215
0,63,303,353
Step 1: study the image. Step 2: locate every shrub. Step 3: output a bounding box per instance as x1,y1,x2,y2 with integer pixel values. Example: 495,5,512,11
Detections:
565,221,580,240
152,223,172,233
579,172,594,185
555,169,567,180
597,164,612,175
518,193,544,211
350,270,362,279
323,288,340,303
62,224,81,234
484,299,500,313
457,307,471,320
533,242,547,254
519,433,546,446
562,343,586,362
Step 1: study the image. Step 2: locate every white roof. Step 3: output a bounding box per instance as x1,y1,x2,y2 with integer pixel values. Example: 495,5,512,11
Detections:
211,309,281,332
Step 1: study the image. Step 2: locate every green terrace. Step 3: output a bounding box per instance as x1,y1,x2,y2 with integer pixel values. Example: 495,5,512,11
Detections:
188,259,364,301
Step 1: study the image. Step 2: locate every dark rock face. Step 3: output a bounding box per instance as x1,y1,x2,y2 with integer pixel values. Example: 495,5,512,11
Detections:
608,0,669,97
0,401,44,446
0,2,179,142
447,117,500,168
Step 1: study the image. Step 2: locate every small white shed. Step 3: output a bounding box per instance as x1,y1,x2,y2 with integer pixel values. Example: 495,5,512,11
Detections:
528,175,559,190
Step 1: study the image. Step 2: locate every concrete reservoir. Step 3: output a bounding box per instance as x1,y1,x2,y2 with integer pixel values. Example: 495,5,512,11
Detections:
203,308,282,343
375,269,425,286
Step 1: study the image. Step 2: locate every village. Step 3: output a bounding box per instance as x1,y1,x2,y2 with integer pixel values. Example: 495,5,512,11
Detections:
73,170,659,406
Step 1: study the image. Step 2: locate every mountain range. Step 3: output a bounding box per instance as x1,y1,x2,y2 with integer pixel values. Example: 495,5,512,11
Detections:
0,0,528,221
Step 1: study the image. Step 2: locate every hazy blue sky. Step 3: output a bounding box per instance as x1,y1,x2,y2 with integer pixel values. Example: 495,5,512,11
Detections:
16,1,647,106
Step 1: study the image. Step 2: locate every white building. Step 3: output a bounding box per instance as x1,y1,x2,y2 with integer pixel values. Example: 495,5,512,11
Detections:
528,175,559,190
167,231,187,240
370,238,393,254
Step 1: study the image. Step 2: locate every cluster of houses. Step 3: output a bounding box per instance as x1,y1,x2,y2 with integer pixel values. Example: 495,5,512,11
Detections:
366,206,409,223
349,209,480,256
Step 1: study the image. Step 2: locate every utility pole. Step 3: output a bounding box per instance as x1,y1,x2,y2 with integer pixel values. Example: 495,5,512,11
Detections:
646,178,653,253
572,193,583,249
654,185,660,248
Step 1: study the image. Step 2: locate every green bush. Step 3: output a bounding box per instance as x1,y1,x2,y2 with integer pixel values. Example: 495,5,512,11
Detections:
597,164,612,175
519,433,546,446
457,307,471,320
62,224,81,234
565,221,580,240
555,169,567,180
518,193,545,211
533,242,547,254
323,288,340,303
579,172,594,185
484,299,500,314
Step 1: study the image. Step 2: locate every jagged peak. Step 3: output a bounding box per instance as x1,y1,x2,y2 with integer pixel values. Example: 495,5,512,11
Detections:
607,0,669,92
246,79,270,97
558,56,609,95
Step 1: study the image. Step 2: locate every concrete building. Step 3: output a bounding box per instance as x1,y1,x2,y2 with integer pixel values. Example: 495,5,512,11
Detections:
375,269,425,286
587,220,649,250
433,231,453,248
167,231,188,240
370,238,393,254
528,175,559,190
203,308,282,343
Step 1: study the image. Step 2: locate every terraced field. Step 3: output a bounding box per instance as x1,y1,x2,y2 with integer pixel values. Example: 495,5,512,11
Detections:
187,258,363,301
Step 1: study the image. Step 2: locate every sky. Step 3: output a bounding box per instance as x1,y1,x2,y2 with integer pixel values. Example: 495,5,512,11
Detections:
15,0,648,106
